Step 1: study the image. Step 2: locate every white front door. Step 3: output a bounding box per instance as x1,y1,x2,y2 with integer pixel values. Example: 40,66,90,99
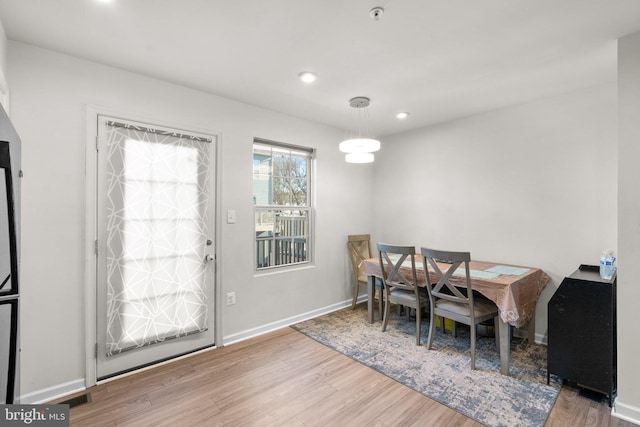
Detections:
95,116,216,379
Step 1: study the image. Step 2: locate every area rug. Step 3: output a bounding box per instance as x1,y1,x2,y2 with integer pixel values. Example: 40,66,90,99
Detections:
292,304,561,427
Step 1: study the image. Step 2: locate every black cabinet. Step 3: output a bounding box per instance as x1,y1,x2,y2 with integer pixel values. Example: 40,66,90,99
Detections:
547,265,616,406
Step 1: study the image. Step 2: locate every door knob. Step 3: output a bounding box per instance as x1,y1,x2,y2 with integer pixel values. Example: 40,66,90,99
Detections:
205,254,215,262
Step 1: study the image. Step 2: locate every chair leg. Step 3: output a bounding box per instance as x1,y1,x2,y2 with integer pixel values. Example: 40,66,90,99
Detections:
470,324,476,370
381,288,391,332
452,321,457,338
351,279,359,309
426,310,436,349
377,285,383,320
415,305,421,346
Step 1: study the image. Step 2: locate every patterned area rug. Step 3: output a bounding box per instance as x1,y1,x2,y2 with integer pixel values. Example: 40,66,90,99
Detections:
292,304,561,427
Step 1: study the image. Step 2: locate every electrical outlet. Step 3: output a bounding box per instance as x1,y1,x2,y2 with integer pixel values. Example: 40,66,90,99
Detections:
226,292,236,306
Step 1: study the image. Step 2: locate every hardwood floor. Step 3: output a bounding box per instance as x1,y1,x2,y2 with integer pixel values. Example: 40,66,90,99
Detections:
54,327,634,427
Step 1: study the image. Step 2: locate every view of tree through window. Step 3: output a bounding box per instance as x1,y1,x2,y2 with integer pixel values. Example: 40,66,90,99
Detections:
253,140,313,270
272,152,307,206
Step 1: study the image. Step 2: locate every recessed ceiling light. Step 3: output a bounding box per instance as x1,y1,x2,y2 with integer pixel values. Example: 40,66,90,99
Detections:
298,72,317,84
396,112,410,120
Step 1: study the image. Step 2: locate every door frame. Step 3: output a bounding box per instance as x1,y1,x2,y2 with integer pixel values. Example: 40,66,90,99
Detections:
84,105,223,387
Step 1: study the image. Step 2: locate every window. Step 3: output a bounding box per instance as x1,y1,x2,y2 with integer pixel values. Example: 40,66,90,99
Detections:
253,139,313,270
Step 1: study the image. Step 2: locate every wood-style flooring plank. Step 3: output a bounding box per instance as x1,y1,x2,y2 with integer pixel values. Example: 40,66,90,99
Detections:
545,384,633,427
366,388,481,427
115,396,221,427
56,327,634,427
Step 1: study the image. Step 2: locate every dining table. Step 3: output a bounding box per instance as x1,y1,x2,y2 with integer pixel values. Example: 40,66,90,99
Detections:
362,255,550,375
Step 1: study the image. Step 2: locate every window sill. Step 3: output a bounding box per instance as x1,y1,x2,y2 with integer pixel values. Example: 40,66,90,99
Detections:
253,263,315,278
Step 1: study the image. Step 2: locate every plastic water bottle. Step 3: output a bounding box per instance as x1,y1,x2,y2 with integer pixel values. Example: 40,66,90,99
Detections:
599,250,616,280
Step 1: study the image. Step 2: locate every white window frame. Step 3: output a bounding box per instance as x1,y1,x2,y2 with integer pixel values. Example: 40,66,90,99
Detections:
253,138,314,271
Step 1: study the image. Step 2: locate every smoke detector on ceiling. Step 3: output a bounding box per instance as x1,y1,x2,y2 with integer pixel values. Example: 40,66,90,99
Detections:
370,7,384,21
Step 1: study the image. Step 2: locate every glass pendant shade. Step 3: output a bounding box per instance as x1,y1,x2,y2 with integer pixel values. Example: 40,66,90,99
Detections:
345,152,375,163
339,138,380,153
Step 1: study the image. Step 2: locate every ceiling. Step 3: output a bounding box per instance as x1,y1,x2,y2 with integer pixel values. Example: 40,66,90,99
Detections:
1,0,640,137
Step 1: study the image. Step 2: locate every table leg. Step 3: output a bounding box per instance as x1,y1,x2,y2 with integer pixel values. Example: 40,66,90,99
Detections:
526,317,536,343
499,318,511,375
367,275,374,323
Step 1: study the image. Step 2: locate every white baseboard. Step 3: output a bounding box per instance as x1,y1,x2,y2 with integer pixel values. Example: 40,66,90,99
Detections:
19,379,86,404
222,297,362,346
537,334,547,345
612,398,640,425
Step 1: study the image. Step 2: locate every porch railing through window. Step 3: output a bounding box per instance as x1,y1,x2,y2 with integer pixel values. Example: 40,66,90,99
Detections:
256,214,308,269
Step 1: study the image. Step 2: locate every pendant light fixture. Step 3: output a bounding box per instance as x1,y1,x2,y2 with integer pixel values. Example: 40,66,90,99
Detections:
339,96,381,163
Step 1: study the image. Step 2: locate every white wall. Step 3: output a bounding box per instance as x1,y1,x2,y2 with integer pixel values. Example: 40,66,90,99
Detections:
0,17,9,112
0,19,6,77
7,42,375,399
373,84,618,341
616,30,640,423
